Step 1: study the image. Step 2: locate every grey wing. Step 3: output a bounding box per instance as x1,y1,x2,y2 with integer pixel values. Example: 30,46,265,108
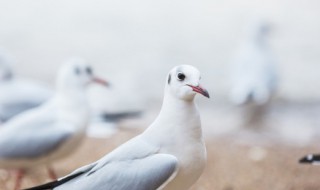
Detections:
0,102,43,121
0,81,52,121
0,121,72,159
55,154,178,190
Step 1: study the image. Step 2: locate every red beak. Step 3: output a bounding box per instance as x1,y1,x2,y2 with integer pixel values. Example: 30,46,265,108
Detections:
92,77,109,87
187,84,210,98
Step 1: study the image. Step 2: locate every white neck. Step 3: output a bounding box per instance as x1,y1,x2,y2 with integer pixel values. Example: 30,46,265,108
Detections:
143,88,202,144
55,87,90,130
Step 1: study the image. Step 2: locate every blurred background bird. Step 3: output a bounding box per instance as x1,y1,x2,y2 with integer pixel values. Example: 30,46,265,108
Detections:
229,18,278,129
0,49,143,138
299,154,320,165
0,58,108,190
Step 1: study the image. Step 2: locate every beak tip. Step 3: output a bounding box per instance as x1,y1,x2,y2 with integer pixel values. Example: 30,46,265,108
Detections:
203,90,210,98
202,91,210,98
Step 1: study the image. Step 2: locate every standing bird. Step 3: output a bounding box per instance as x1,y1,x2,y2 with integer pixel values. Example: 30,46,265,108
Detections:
0,58,108,190
229,19,278,128
299,154,320,165
0,49,138,132
0,50,52,122
25,65,210,190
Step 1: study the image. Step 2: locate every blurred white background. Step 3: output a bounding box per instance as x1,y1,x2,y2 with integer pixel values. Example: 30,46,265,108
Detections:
0,0,319,104
1,2,320,189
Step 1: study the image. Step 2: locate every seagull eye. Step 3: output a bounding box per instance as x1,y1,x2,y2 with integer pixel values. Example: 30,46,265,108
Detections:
86,67,92,75
177,73,186,81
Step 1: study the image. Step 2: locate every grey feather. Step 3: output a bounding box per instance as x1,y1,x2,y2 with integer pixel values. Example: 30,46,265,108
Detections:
0,101,72,158
0,102,43,122
54,154,177,190
0,126,71,158
0,78,52,121
26,137,178,190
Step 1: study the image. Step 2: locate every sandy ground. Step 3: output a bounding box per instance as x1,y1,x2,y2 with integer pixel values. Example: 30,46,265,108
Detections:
0,127,319,190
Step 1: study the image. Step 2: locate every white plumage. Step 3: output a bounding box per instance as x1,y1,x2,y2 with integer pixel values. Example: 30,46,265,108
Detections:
230,19,277,106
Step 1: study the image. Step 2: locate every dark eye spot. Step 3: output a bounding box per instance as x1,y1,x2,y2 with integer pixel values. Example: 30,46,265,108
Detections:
177,73,185,81
74,67,81,75
86,67,92,75
168,74,171,84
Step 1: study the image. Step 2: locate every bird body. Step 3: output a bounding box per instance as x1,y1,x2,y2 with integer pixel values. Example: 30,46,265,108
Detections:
229,19,278,128
143,93,206,190
0,100,84,169
0,58,108,190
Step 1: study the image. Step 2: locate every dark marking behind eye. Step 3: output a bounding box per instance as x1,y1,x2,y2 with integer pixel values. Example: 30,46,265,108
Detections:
86,67,92,75
74,67,81,75
168,74,171,84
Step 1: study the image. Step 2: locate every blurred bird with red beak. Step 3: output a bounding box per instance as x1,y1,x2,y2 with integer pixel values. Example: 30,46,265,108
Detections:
0,58,108,190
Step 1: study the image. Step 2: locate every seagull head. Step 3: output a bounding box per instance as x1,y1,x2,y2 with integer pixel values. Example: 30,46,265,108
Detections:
166,65,209,101
57,58,109,90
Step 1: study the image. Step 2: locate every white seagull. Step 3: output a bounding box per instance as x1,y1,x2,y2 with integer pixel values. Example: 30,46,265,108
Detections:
229,19,277,106
229,19,278,127
25,65,210,190
0,58,108,190
0,50,52,122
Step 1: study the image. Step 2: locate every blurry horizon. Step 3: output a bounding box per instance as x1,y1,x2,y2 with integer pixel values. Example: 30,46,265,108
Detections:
0,0,319,104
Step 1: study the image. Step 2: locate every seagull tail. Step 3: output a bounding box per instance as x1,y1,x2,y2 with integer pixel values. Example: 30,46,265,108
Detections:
299,154,320,165
23,171,85,190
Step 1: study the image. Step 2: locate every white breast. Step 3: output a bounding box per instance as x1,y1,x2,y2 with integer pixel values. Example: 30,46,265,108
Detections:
162,138,206,190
